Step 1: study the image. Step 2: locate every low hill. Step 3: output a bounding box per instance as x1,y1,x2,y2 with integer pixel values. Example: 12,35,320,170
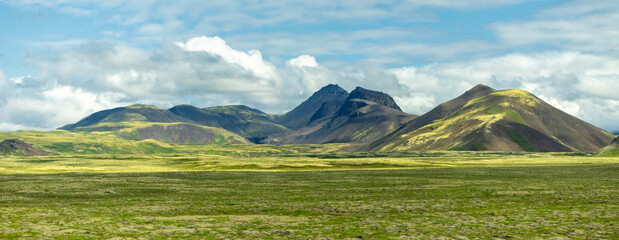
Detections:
0,139,48,156
370,84,613,152
265,87,416,144
276,84,349,129
0,130,176,154
597,137,619,157
117,122,249,145
60,104,193,132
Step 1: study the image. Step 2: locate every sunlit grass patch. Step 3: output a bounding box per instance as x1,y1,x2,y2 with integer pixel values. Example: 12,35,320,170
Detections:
0,163,616,239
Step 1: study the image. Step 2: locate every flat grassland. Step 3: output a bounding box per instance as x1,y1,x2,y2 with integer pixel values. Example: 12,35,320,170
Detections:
0,150,617,239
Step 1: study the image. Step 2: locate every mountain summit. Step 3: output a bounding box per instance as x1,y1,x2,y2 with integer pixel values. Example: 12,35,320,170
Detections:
276,84,349,129
346,87,402,111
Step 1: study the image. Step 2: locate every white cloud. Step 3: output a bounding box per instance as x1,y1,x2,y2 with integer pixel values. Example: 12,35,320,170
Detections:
390,51,619,130
176,36,278,80
286,55,318,68
7,34,619,132
0,72,128,131
13,36,417,130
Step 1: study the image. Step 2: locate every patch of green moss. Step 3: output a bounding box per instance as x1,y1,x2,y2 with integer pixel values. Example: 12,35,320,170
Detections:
504,109,526,125
506,129,534,152
213,136,225,145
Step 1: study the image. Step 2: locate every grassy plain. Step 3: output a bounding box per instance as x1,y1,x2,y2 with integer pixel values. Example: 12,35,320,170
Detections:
0,150,617,239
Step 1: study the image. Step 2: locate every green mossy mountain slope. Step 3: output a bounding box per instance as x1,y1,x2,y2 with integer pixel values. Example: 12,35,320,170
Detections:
117,122,249,145
597,137,619,157
369,84,613,152
0,130,175,155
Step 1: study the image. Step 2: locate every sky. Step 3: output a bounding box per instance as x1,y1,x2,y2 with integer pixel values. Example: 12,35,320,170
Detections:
0,0,618,131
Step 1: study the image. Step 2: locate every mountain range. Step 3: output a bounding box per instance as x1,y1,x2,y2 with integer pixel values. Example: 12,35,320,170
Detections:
53,83,615,152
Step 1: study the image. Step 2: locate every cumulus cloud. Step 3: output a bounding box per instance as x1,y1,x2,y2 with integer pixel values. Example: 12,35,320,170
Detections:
286,55,318,68
5,34,619,132
176,36,278,80
8,35,417,131
390,51,619,130
0,71,127,131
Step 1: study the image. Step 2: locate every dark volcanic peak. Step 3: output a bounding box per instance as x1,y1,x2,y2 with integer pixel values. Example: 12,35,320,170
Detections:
308,99,345,124
276,84,349,129
0,139,48,156
318,84,347,94
347,87,402,111
465,84,495,97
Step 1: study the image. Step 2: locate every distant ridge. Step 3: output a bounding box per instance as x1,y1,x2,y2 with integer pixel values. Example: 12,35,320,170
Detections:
171,105,289,142
59,104,249,145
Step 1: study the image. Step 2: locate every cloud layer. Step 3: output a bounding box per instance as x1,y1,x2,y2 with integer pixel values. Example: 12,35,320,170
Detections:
2,36,618,132
0,0,617,132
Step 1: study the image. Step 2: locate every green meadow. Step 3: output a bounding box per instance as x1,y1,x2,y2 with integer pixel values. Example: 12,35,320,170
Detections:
0,149,617,239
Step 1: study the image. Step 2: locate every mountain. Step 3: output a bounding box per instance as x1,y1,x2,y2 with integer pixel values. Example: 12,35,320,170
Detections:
369,84,614,152
169,104,290,142
597,137,619,157
60,104,193,132
265,87,416,144
59,104,249,145
275,84,349,129
1,139,48,156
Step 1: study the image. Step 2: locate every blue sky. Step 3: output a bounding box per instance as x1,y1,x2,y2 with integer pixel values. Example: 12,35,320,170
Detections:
0,0,617,131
